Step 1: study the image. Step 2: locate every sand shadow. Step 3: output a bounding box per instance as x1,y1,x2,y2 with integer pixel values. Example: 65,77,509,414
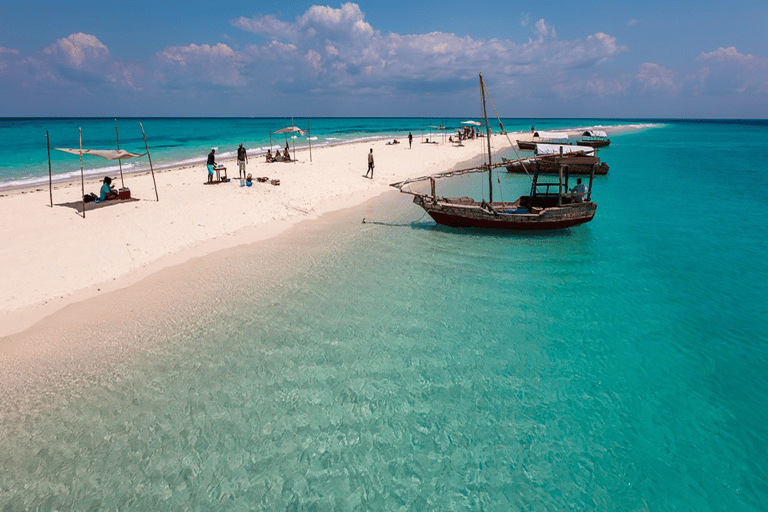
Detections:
55,197,141,214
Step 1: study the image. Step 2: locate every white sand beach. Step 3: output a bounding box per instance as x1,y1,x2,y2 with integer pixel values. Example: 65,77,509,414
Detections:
0,129,606,340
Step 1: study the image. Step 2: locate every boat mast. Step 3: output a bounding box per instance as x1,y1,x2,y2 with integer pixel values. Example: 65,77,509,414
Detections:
479,73,493,202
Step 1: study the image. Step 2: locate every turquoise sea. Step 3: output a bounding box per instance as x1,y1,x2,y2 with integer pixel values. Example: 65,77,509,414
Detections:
1,119,767,510
0,117,642,190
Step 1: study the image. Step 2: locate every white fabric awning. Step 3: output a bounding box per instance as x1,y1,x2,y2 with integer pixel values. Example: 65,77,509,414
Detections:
582,130,607,138
56,148,146,160
533,131,568,140
274,126,306,136
460,120,481,126
535,144,595,156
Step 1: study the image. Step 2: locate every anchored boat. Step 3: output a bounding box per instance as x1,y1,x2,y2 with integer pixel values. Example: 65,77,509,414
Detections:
390,74,597,230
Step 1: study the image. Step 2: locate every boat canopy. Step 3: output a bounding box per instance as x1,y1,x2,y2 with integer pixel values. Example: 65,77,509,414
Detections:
533,131,568,140
535,144,595,156
582,130,607,138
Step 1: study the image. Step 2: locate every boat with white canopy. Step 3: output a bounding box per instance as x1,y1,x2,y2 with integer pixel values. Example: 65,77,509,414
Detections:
390,74,597,230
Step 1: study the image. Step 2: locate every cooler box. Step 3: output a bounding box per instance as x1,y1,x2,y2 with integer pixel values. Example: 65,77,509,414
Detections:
118,188,131,200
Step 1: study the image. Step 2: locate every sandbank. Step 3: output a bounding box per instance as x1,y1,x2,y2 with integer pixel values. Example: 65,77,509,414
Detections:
0,127,609,340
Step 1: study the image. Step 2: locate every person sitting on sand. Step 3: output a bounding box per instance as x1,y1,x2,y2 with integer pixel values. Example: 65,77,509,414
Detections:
98,176,117,201
571,178,587,202
266,149,273,162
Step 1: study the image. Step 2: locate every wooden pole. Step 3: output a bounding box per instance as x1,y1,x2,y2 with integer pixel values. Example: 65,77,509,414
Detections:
588,163,596,202
308,119,312,163
291,116,295,162
79,128,85,218
557,147,564,203
479,73,493,202
139,122,159,201
46,131,53,208
115,118,125,189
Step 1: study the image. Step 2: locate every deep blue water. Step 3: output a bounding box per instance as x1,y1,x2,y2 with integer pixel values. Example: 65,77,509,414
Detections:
1,120,767,510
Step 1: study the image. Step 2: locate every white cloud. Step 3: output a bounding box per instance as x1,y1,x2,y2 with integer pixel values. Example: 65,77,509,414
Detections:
157,43,246,86
698,46,762,68
227,3,625,95
696,46,768,95
43,33,110,68
636,62,680,92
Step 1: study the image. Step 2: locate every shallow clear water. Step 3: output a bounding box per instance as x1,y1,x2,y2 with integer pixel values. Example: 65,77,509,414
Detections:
1,121,767,510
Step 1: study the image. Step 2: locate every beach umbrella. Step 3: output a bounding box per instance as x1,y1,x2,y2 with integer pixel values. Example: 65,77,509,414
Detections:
272,125,305,161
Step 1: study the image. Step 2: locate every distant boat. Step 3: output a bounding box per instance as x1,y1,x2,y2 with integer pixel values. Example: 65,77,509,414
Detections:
390,74,597,230
504,144,608,176
517,131,570,150
578,130,611,147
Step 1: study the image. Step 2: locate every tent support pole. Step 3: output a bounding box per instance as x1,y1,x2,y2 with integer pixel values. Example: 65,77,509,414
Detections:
115,119,125,188
140,122,159,201
79,128,85,218
46,131,53,208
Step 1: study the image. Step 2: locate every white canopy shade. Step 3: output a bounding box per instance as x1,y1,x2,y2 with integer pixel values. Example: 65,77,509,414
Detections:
533,131,568,140
535,144,595,156
55,148,146,160
460,120,481,126
582,130,607,138
274,126,306,136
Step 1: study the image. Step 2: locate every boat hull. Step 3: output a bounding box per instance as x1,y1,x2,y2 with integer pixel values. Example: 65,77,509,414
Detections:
578,139,610,147
415,196,597,230
504,156,608,175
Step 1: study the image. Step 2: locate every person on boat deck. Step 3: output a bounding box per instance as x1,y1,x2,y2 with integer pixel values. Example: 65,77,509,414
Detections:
571,178,587,202
265,149,273,162
206,148,217,183
98,176,117,201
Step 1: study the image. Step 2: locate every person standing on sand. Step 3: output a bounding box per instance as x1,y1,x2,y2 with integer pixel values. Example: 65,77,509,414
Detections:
364,148,374,179
237,143,248,179
207,148,216,184
408,132,413,149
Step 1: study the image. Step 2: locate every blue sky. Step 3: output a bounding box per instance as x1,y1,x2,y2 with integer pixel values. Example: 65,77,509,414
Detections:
1,1,766,117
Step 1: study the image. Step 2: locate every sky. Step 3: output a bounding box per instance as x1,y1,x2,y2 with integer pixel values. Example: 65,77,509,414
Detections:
1,1,766,118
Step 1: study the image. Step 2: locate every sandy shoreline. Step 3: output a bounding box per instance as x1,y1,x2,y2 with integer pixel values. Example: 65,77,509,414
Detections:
0,127,621,340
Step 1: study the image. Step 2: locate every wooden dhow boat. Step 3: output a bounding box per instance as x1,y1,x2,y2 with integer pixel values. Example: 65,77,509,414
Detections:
516,130,570,150
390,74,597,230
503,143,608,176
578,130,610,147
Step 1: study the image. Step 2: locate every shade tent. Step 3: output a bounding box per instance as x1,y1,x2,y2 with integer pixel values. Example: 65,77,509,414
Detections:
271,125,306,161
49,122,158,218
460,120,481,126
273,126,306,136
55,148,146,160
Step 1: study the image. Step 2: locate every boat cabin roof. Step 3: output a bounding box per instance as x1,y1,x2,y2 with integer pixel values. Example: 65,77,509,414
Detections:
533,131,568,139
535,143,595,156
582,130,607,138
